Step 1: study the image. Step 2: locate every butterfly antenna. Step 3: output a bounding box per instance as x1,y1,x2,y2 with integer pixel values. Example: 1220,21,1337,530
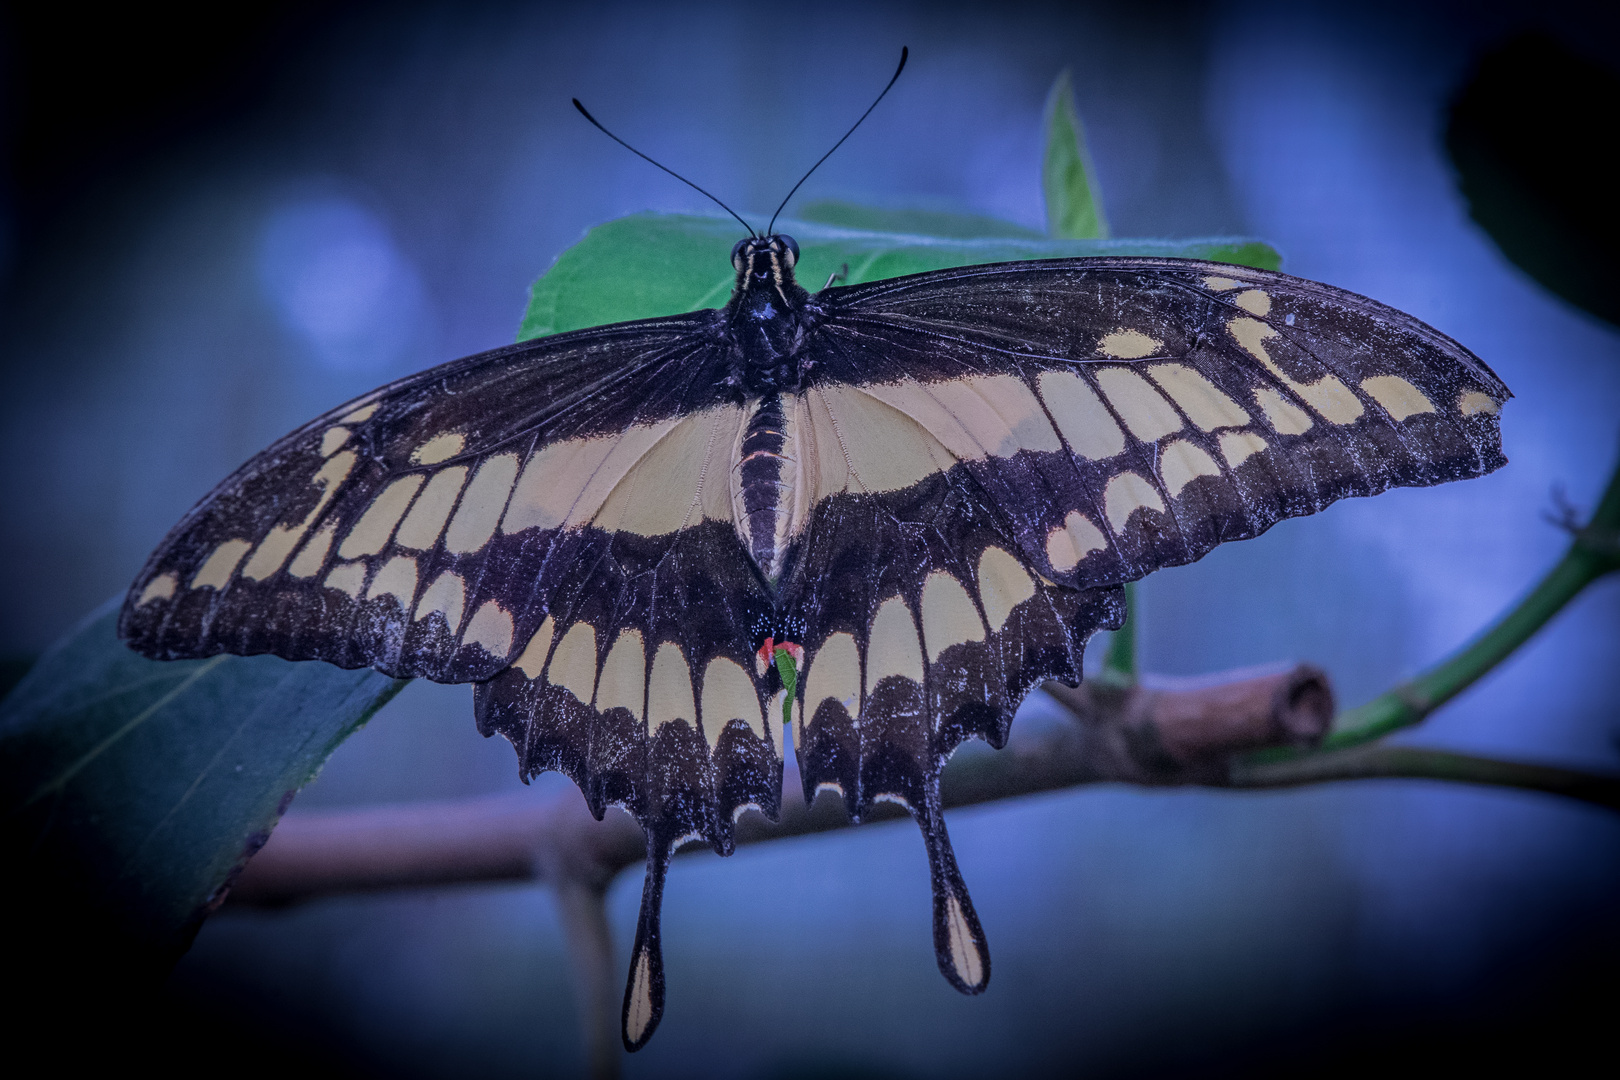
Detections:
767,46,908,235
573,98,757,237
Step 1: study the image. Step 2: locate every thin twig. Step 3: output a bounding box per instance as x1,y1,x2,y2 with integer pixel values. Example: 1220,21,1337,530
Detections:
1286,453,1620,755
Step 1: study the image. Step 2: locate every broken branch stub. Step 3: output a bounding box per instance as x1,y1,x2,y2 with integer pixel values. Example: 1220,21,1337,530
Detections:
1041,664,1335,785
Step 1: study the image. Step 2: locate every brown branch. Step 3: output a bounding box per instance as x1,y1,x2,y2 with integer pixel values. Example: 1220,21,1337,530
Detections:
223,663,1618,1080
230,663,1337,906
1230,744,1620,809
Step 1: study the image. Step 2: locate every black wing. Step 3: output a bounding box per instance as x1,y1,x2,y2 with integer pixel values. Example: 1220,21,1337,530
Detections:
801,257,1508,591
120,253,1510,1052
120,311,790,1049
767,256,1506,1007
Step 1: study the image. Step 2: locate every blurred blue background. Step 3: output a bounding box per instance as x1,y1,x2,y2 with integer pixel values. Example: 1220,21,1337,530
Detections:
3,1,1617,1076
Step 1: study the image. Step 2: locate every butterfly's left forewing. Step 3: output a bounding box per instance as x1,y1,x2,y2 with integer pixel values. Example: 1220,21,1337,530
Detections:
808,258,1508,591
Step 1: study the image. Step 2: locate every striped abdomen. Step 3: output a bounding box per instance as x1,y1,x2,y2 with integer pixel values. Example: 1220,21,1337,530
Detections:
731,395,799,582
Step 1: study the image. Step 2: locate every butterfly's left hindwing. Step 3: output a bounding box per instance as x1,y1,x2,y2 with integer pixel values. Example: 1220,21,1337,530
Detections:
782,469,1126,994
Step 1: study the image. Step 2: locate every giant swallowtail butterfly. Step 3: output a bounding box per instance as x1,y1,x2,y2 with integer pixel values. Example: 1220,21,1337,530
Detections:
119,54,1508,1052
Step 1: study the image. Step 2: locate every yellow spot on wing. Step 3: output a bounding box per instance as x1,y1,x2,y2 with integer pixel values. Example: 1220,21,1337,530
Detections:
1234,289,1271,316
1037,371,1125,460
288,523,336,579
242,450,358,581
857,375,1061,460
339,403,379,423
512,616,555,679
1096,367,1183,442
594,407,738,536
805,632,861,718
323,561,366,599
946,893,985,989
191,539,252,590
1045,511,1106,573
504,435,625,534
867,596,923,687
1103,472,1166,533
501,408,741,538
288,518,335,579
813,385,958,494
976,547,1035,632
462,600,514,660
700,657,761,746
1159,440,1222,498
413,571,466,631
547,622,597,703
1218,430,1269,468
394,467,469,550
339,475,425,559
366,555,418,607
320,427,350,457
137,573,177,606
1360,375,1435,421
1203,276,1242,291
1147,364,1251,431
596,629,646,717
920,572,985,662
444,454,520,553
625,948,654,1046
1229,317,1363,425
1458,390,1499,416
647,642,696,735
1097,329,1161,359
1254,387,1314,435
241,527,310,583
411,432,465,465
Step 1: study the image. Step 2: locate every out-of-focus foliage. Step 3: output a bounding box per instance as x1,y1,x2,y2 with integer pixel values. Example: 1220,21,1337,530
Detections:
1447,33,1620,326
1043,68,1110,241
0,601,402,955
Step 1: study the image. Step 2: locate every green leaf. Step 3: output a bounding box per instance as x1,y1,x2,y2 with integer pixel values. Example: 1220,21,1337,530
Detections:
0,599,404,954
519,213,1280,340
1042,69,1109,240
773,646,799,733
796,199,1044,239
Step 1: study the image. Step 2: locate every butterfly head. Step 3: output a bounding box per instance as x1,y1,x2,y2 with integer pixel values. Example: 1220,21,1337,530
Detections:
731,234,800,288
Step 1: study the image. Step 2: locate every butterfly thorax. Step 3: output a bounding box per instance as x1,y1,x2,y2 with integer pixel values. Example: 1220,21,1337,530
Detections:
724,234,818,396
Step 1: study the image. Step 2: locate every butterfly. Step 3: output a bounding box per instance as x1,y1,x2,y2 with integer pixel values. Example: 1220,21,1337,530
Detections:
118,53,1509,1052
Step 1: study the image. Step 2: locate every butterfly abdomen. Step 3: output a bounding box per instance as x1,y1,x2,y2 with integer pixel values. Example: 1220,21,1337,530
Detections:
732,394,799,582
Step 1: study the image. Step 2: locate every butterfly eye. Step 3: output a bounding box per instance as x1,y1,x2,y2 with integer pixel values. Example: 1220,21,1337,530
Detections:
779,235,799,268
731,238,749,272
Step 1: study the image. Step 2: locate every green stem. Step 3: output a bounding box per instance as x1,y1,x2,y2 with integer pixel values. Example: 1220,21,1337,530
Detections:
774,647,798,734
1099,582,1137,686
1313,453,1620,752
